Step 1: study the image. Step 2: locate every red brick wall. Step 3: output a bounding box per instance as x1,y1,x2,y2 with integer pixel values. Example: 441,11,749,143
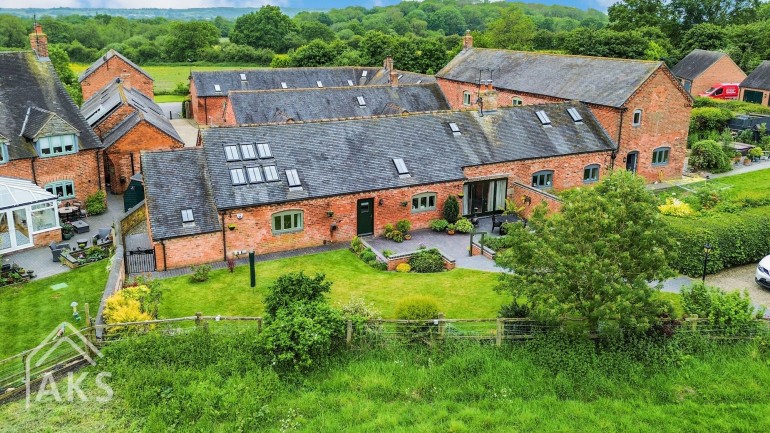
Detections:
157,232,225,270
740,87,770,106
0,150,104,203
81,56,154,101
33,228,62,248
192,95,228,125
105,122,184,194
437,78,563,110
94,105,136,139
691,56,746,97
223,97,237,126
620,69,692,182
463,151,613,192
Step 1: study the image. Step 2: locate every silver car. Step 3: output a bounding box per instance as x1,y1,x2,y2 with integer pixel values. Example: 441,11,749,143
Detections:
756,256,770,290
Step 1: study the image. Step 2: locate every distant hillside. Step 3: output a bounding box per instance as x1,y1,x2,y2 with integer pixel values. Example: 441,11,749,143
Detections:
0,7,325,20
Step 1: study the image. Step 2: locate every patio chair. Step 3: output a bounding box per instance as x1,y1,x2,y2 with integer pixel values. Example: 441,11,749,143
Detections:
49,241,71,262
94,227,113,246
491,214,503,233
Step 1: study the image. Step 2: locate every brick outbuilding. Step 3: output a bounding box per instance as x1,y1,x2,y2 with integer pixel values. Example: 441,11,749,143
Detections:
79,50,154,101
143,102,616,269
671,49,746,97
81,79,184,194
740,61,770,106
435,38,692,183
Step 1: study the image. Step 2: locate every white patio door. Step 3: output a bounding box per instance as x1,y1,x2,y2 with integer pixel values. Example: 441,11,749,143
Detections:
0,208,33,253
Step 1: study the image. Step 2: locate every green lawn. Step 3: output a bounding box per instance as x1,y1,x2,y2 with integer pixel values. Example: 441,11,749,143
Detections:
71,63,259,94
157,250,508,320
0,262,109,358
706,167,770,200
152,94,187,103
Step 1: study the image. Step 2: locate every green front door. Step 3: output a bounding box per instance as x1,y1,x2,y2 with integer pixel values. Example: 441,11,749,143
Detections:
356,198,374,236
743,90,764,104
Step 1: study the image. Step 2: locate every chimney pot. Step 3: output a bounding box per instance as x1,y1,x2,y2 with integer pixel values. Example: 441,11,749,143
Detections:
29,24,48,58
384,56,393,72
463,30,473,50
390,70,399,87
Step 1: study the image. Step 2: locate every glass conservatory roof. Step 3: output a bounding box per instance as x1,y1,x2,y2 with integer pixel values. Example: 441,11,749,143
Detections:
0,177,57,211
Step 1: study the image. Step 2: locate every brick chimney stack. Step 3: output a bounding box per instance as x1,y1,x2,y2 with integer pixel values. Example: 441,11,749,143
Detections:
383,56,393,72
29,24,48,58
390,70,399,87
463,30,473,50
479,83,498,114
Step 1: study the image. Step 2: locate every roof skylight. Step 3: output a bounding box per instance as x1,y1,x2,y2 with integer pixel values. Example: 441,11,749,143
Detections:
449,122,461,136
224,145,240,161
281,82,288,89
393,158,410,177
316,81,323,88
264,165,279,182
239,73,247,81
362,71,368,77
286,169,302,190
357,96,366,107
257,142,273,159
567,107,583,123
347,80,354,86
240,143,257,160
535,110,552,127
181,208,194,223
230,168,247,185
246,166,263,183
214,84,221,92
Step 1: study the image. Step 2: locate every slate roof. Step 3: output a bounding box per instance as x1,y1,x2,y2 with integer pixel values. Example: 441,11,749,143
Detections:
741,61,770,91
192,67,433,97
228,83,450,125
78,49,152,83
83,79,182,147
0,51,102,160
142,102,613,239
436,48,664,108
671,50,731,81
141,148,221,240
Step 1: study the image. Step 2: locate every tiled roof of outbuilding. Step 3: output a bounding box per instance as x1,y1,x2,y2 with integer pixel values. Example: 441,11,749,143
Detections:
192,67,434,97
0,51,102,160
741,61,770,91
228,83,450,125
437,48,664,108
142,148,221,240
671,49,730,81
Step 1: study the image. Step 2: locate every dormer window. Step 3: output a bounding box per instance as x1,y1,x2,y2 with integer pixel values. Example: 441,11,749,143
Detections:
36,134,78,157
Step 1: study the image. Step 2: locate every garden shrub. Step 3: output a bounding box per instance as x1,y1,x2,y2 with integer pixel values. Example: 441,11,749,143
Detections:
359,249,376,263
665,210,770,276
689,107,733,132
658,198,694,217
681,282,762,333
395,295,440,342
692,96,770,115
443,196,459,223
395,219,412,234
408,248,445,273
189,264,211,283
395,263,411,273
85,190,107,215
384,224,404,243
350,236,365,255
689,140,732,173
264,272,331,319
748,147,764,160
429,218,448,232
382,249,394,258
454,217,474,233
103,286,155,334
482,234,515,252
692,183,724,210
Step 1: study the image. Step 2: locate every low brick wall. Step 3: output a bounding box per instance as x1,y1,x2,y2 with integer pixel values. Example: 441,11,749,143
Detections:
120,200,146,234
95,245,125,340
359,238,456,271
470,241,496,260
510,182,562,219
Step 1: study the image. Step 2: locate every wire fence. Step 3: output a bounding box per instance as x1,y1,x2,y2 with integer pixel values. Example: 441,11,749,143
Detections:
3,314,770,404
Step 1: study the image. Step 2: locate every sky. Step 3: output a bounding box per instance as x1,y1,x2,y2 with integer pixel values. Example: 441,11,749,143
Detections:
0,0,612,11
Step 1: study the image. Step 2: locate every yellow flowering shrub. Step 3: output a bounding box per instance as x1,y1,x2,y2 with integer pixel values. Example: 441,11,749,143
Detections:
658,198,694,217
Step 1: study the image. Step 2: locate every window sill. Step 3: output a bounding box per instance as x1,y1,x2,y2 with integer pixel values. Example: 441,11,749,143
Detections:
582,179,598,184
651,163,669,167
272,228,304,236
411,208,436,214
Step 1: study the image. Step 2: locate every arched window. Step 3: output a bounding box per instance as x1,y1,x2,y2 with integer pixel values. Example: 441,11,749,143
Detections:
632,109,643,127
583,164,600,183
411,192,437,212
512,97,523,106
532,170,554,189
463,91,472,106
652,147,670,166
271,210,304,234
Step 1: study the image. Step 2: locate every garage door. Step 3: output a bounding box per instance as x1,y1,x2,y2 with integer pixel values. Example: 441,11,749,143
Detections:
743,89,765,104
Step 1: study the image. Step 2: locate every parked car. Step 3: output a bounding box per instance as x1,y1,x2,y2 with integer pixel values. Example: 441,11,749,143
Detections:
700,83,740,100
756,255,770,290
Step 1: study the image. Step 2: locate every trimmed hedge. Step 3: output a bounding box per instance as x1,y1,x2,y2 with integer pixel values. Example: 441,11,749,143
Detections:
665,207,770,277
689,107,733,132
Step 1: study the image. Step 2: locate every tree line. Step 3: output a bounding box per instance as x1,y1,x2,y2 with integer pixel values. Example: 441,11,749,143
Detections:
0,0,768,74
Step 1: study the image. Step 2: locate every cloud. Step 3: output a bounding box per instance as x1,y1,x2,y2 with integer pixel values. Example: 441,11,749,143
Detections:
0,0,287,8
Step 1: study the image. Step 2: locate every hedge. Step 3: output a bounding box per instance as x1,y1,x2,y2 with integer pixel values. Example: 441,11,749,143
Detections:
665,207,770,277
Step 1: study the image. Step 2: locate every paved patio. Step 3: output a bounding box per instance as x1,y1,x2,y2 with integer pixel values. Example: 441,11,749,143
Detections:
4,193,127,279
365,216,508,272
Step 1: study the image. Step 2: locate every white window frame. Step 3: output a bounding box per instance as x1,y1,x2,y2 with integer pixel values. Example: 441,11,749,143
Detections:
411,192,437,213
632,109,643,127
271,210,304,234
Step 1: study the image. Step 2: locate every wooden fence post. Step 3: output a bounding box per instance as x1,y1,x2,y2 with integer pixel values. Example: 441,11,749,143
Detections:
346,320,353,346
438,313,445,339
257,318,262,335
496,319,503,346
195,312,202,328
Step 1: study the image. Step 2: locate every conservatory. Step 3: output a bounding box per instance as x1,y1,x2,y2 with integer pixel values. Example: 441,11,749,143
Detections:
0,177,59,253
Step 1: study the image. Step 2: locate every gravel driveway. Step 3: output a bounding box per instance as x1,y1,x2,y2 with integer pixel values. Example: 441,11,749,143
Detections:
705,263,770,309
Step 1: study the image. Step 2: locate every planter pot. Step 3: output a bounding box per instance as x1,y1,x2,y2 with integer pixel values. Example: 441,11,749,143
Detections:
404,234,412,240
228,226,236,231
744,159,752,166
62,232,74,240
447,230,455,236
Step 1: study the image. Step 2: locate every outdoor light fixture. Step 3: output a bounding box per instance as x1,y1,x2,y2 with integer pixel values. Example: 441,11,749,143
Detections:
378,198,384,206
702,243,713,282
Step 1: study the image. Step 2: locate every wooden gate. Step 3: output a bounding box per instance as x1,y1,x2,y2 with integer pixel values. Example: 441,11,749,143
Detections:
126,248,156,274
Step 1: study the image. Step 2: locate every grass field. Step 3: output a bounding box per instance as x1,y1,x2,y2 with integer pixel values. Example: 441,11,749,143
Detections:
2,331,768,432
0,262,108,358
71,63,259,94
157,249,508,319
